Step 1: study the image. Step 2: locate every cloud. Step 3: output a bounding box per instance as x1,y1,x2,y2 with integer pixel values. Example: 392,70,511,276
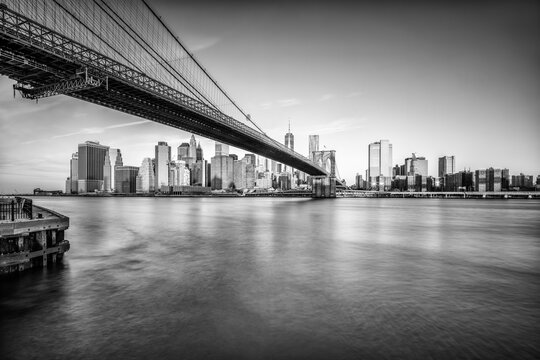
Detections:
277,98,300,107
190,37,221,53
20,120,151,144
346,91,362,98
313,117,366,135
319,93,336,101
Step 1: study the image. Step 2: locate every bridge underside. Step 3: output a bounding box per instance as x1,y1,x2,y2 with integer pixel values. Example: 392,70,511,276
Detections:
0,5,329,177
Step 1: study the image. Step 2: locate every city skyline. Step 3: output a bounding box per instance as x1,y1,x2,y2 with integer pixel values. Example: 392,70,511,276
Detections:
1,0,539,193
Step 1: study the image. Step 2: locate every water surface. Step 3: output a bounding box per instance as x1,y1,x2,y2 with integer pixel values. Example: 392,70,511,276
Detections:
1,197,539,359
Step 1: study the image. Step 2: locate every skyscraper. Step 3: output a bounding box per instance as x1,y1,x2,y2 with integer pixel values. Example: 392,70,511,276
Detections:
115,166,139,194
77,141,109,193
177,142,190,161
102,148,112,192
309,135,319,161
367,142,380,185
196,142,203,161
438,156,456,178
284,121,294,173
411,154,428,176
136,157,155,193
379,140,392,177
155,141,171,191
215,142,229,156
188,134,197,160
67,152,78,194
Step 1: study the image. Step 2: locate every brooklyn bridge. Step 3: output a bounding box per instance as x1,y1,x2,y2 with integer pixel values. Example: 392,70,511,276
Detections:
0,0,338,196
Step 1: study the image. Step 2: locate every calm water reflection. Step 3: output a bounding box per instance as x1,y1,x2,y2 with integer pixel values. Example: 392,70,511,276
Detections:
1,197,539,359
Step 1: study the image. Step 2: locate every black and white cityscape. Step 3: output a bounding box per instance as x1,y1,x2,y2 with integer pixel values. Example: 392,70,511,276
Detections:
1,1,539,359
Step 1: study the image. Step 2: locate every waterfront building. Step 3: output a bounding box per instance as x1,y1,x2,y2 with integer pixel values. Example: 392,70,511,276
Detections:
77,141,109,193
487,168,502,192
368,140,393,188
192,160,206,186
112,149,123,192
444,171,474,192
102,149,112,192
115,166,139,194
438,156,456,178
309,135,319,161
355,173,365,189
256,171,273,189
404,157,413,175
411,154,428,177
169,161,190,186
502,168,510,190
155,141,171,191
211,151,234,190
278,172,292,190
66,152,78,194
233,156,256,190
511,173,535,190
136,157,155,193
475,169,487,192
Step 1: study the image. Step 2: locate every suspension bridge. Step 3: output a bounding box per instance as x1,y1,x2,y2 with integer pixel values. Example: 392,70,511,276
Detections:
0,0,340,196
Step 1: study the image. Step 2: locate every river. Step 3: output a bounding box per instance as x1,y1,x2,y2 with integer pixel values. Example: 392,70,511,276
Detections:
1,197,539,359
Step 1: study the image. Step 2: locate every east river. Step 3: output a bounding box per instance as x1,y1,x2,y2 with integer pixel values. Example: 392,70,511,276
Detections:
1,197,539,359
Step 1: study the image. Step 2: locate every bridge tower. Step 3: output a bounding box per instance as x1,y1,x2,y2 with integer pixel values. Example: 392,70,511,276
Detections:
311,150,336,198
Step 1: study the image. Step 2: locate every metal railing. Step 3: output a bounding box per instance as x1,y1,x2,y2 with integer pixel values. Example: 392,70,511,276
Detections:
0,197,33,221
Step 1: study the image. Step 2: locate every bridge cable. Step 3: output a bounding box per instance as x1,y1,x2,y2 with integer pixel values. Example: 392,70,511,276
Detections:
140,0,268,135
94,0,220,110
51,0,145,75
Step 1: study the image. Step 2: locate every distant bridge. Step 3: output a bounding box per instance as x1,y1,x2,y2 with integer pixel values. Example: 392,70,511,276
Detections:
0,1,332,178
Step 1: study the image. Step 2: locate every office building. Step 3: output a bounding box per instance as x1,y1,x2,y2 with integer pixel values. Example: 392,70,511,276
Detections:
284,122,294,173
102,149,112,192
475,169,488,192
177,142,190,161
196,142,203,161
155,141,171,191
189,134,197,160
411,154,428,176
136,158,155,193
66,152,78,194
211,154,234,190
115,166,139,194
309,135,319,161
438,156,456,178
215,142,229,156
368,140,393,188
77,141,109,193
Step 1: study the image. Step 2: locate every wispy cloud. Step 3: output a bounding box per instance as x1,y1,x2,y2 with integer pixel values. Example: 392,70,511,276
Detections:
319,93,336,102
190,37,221,53
259,98,301,109
21,120,151,144
277,98,300,107
346,91,362,98
314,117,366,135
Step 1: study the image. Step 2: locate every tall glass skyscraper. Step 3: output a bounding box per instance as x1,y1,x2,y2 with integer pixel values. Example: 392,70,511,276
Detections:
309,135,319,161
438,156,455,178
368,140,393,183
155,141,171,191
77,141,109,193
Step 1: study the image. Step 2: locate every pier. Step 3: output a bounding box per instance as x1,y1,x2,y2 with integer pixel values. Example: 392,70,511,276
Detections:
0,197,70,274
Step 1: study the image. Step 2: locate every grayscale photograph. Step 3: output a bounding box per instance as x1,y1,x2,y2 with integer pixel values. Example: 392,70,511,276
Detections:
1,0,539,359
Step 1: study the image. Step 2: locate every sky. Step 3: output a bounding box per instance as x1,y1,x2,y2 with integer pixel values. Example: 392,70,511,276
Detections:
1,0,539,193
